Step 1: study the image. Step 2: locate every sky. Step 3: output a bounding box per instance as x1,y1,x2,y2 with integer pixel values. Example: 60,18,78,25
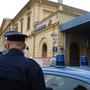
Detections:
0,0,90,27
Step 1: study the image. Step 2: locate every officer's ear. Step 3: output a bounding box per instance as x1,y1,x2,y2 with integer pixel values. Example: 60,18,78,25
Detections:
4,43,9,50
22,43,26,50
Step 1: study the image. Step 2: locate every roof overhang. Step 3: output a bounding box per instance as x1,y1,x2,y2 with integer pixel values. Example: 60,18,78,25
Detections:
60,12,90,36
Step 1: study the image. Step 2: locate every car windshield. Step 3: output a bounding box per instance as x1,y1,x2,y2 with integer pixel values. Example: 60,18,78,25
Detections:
44,74,90,90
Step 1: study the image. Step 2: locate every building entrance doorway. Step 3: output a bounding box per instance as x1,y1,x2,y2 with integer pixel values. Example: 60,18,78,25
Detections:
70,42,80,66
42,43,47,57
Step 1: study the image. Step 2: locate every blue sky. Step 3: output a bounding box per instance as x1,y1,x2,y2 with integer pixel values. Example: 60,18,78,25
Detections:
0,0,90,26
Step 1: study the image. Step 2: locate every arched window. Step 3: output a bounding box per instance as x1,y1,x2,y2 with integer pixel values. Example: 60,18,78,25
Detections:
42,43,47,57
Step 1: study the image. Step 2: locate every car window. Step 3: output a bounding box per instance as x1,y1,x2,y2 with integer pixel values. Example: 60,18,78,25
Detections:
44,74,90,90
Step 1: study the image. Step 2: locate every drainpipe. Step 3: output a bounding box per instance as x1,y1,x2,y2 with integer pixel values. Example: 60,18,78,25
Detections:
38,0,41,22
33,35,35,57
31,31,35,57
64,32,67,65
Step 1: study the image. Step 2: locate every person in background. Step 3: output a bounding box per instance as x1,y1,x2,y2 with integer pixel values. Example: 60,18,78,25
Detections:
0,30,46,90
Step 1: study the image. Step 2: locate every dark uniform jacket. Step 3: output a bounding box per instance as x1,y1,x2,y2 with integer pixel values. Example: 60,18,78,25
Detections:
0,49,46,90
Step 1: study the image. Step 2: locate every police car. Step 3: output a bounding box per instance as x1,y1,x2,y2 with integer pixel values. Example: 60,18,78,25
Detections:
43,54,90,90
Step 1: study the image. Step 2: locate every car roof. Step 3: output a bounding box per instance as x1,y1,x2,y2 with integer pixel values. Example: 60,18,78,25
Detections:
42,66,90,84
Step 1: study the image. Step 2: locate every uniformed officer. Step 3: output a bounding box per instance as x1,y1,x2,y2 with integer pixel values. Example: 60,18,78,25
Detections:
0,30,46,90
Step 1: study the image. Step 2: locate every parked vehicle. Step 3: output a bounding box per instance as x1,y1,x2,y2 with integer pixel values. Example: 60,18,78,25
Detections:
43,54,90,90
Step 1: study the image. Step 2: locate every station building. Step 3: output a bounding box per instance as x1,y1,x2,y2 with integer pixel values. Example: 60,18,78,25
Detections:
0,0,90,66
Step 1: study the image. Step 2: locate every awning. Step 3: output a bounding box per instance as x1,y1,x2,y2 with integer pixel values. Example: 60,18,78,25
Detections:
60,12,90,36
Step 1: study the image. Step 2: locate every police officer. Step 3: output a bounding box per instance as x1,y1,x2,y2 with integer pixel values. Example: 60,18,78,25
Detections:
0,30,46,90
